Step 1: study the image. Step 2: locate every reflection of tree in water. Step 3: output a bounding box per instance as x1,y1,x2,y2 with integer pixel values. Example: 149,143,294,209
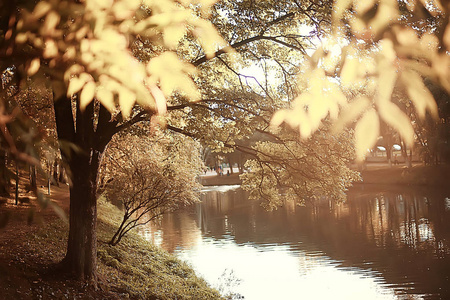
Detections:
340,188,450,298
144,186,450,298
139,211,202,253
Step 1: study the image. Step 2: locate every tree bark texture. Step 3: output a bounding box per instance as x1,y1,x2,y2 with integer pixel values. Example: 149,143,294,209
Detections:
63,149,101,281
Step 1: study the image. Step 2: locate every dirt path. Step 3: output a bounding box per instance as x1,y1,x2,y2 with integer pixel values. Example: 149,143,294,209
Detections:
0,183,113,299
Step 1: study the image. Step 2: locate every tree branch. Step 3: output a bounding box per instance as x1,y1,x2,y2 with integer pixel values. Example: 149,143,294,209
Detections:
112,110,151,135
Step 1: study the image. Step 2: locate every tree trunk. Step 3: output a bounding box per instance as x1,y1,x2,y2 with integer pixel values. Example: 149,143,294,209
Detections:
52,160,59,186
408,148,413,168
54,95,117,283
62,149,102,282
15,161,18,205
0,151,10,197
58,165,66,184
29,165,37,189
227,156,234,174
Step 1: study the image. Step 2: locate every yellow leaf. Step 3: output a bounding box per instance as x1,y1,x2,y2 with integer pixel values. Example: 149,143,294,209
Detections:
81,51,94,64
396,28,418,46
67,73,91,96
75,25,90,41
43,39,58,58
308,97,330,131
176,76,200,101
164,24,186,49
270,110,287,127
99,29,127,49
149,10,191,28
340,55,359,88
378,102,414,147
27,58,40,76
192,18,229,59
32,1,52,19
379,38,396,63
118,86,136,119
333,96,370,133
369,1,399,35
348,17,368,39
196,0,217,16
79,81,96,111
63,46,77,61
333,0,353,22
355,109,379,161
376,41,397,106
15,33,28,44
147,52,199,99
95,88,116,112
41,10,60,35
355,0,376,15
64,64,84,82
309,68,326,97
401,70,438,119
420,33,439,52
112,1,135,20
298,116,312,139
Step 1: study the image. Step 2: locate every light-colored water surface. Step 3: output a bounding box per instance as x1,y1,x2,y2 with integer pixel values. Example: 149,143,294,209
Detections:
140,185,450,299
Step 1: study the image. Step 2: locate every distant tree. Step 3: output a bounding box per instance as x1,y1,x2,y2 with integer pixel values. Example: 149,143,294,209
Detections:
102,132,203,246
0,68,46,196
414,82,450,164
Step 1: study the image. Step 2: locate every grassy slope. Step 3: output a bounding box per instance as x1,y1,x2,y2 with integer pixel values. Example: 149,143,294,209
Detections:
95,198,222,299
21,197,222,300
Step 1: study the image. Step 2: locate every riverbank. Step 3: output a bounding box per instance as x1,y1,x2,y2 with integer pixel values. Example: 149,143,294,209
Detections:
200,173,242,186
358,164,450,187
0,185,222,299
200,164,450,188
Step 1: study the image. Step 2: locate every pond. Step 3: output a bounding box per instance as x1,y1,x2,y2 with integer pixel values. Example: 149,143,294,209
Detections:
140,185,450,299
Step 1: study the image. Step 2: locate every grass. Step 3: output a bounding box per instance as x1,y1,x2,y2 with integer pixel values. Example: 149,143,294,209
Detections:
24,196,223,300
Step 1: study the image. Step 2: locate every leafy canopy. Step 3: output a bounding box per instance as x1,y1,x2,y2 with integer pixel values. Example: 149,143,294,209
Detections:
6,0,231,119
272,0,450,160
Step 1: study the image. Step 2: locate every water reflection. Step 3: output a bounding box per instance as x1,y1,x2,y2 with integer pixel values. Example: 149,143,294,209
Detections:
141,186,450,299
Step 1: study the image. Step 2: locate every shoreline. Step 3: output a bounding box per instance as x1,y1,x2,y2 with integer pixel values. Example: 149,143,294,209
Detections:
200,164,450,189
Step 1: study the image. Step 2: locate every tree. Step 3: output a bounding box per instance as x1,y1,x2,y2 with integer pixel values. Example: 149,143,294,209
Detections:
102,131,203,246
241,125,358,210
1,0,229,282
